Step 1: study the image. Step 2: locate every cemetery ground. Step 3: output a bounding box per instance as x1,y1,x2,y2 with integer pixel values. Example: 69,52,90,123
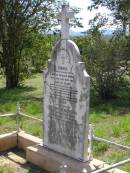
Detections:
0,148,46,173
0,73,130,172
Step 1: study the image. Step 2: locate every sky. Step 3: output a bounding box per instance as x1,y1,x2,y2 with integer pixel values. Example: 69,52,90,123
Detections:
66,0,111,32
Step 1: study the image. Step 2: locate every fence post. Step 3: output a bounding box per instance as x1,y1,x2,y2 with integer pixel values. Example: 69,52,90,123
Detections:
16,102,21,133
88,124,93,160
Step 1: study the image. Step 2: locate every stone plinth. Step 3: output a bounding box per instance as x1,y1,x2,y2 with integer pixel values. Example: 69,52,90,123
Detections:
0,131,127,173
26,145,127,173
26,145,96,173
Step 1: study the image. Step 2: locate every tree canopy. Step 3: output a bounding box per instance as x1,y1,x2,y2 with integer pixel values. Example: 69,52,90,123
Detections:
89,0,130,34
0,0,57,89
0,0,82,89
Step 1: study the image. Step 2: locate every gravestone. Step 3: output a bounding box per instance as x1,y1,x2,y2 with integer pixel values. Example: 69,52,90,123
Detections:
43,3,90,162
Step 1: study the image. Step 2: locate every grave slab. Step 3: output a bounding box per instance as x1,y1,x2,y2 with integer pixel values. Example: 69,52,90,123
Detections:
0,131,127,173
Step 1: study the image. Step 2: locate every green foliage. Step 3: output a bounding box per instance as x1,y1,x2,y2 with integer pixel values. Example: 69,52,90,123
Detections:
0,74,43,135
22,31,56,72
75,34,130,99
0,0,58,89
22,119,41,137
112,125,121,137
1,74,130,171
0,1,82,89
94,142,109,154
88,0,130,34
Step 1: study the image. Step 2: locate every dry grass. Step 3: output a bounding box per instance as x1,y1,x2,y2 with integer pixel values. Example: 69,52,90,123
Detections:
0,162,16,173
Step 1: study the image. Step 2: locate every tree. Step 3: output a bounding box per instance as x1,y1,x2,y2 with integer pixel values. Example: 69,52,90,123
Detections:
22,31,56,73
75,33,130,99
0,0,56,89
88,0,130,34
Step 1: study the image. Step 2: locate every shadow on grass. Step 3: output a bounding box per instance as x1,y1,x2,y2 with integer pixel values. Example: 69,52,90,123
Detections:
0,86,40,103
90,84,130,116
0,86,43,115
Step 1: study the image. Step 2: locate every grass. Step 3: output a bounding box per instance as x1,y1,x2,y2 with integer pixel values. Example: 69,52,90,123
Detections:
0,73,130,171
0,162,16,173
90,86,130,171
0,73,43,137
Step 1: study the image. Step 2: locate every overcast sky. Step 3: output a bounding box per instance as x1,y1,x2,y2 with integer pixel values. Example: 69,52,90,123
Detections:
67,0,111,32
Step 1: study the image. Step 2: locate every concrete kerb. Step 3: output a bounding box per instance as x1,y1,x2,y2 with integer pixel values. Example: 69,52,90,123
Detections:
0,131,42,152
0,131,127,173
0,131,17,152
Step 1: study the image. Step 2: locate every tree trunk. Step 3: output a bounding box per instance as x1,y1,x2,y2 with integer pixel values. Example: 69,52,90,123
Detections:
123,21,127,35
3,43,19,89
5,68,19,89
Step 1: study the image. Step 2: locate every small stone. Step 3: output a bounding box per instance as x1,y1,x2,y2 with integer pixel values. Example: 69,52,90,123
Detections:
82,168,88,173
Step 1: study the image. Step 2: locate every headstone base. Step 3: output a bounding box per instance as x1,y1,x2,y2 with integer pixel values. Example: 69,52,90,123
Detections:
26,145,126,173
26,145,95,173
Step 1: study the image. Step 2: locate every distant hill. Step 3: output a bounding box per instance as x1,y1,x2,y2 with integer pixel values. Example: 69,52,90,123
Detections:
70,29,113,37
48,29,114,37
70,31,86,37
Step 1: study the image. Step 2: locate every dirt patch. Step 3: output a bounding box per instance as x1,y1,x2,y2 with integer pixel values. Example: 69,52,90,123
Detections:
119,109,130,116
0,148,47,173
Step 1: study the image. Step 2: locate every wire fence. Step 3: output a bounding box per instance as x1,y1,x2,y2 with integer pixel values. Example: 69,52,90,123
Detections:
0,102,42,135
0,103,130,173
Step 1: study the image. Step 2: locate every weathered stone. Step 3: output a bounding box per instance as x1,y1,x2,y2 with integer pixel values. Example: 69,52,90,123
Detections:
57,4,74,39
43,3,90,162
26,145,96,173
43,39,90,161
27,145,127,173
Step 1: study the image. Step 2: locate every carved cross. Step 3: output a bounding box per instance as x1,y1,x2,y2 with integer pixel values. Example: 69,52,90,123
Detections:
58,4,74,39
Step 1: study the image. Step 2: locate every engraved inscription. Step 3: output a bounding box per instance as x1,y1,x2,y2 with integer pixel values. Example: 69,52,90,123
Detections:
48,118,81,150
47,65,79,149
44,38,90,161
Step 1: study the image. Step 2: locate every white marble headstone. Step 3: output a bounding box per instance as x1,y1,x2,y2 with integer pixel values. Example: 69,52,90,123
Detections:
43,4,90,162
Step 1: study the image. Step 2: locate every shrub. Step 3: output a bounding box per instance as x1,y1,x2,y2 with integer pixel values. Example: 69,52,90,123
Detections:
75,34,130,99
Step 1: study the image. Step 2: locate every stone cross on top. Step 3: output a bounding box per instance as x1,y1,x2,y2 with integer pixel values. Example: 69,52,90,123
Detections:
58,3,74,39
